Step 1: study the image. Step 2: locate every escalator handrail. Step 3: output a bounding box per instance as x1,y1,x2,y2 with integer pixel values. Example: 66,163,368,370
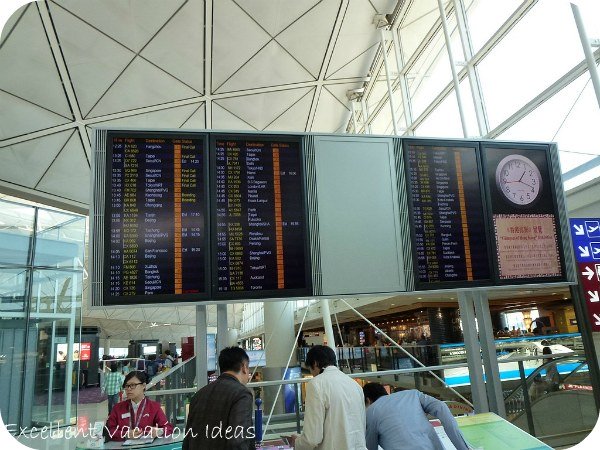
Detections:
503,355,586,403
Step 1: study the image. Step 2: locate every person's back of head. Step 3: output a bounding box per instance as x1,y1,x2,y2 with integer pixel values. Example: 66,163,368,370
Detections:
542,346,552,355
109,363,117,373
165,349,171,356
363,383,388,405
305,345,337,373
219,346,250,374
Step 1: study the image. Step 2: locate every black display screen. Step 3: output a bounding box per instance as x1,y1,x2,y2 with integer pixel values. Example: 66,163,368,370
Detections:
481,143,564,282
405,141,491,288
105,133,209,304
211,135,310,298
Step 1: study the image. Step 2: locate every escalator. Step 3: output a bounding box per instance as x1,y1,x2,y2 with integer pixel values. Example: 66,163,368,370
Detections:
503,356,597,448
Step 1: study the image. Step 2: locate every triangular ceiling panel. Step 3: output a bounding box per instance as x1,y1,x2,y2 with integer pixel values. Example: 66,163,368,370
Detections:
86,102,205,142
212,0,272,92
326,0,383,79
36,131,90,204
276,0,341,79
181,104,206,129
215,87,313,130
217,40,314,94
0,3,72,118
141,0,204,93
51,0,186,53
87,56,200,118
0,91,72,141
327,43,379,80
263,89,314,132
48,3,135,118
0,130,73,188
310,87,349,132
211,103,256,131
236,0,320,36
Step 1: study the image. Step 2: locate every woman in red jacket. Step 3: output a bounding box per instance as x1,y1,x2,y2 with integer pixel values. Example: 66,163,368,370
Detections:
105,370,174,441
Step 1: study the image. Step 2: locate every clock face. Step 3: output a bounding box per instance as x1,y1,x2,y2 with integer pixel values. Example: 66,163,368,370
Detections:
495,154,542,206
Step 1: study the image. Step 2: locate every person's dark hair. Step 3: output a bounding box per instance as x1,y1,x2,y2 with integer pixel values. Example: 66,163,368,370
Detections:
218,347,249,373
109,363,117,372
305,345,337,371
165,349,171,356
123,370,148,388
542,346,553,355
363,383,388,403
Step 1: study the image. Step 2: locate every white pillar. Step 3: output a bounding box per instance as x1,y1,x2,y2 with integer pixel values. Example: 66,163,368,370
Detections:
263,301,296,414
320,299,336,351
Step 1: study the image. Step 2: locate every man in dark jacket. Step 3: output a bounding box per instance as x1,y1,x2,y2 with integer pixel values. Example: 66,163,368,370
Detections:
183,347,255,450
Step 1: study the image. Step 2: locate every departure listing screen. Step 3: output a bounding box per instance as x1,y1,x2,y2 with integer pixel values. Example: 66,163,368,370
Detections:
406,143,491,287
107,135,208,303
213,136,309,297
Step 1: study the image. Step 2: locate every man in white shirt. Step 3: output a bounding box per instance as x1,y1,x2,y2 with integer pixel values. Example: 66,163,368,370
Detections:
290,345,366,450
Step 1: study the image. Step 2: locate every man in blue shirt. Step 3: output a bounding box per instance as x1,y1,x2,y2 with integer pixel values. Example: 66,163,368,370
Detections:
363,383,469,450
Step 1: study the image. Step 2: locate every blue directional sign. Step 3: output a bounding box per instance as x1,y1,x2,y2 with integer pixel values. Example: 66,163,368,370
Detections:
570,219,600,262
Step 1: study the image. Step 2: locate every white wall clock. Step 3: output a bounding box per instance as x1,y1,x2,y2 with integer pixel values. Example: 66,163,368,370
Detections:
495,154,542,206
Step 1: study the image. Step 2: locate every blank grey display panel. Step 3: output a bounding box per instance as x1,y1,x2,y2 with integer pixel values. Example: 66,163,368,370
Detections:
313,136,405,295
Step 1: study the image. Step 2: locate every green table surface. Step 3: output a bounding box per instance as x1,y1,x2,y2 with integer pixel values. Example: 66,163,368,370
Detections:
76,435,182,450
456,412,551,450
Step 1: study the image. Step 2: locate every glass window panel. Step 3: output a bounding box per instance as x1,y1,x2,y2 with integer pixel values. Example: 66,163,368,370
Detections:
458,77,479,137
0,311,29,430
408,22,453,119
35,209,86,269
0,200,35,266
30,269,83,314
399,0,442,63
496,71,600,178
0,268,28,313
30,318,79,427
465,0,523,54
478,1,585,130
414,90,463,137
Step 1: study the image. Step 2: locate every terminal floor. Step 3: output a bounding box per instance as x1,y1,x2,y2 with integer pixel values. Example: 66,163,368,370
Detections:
16,401,108,450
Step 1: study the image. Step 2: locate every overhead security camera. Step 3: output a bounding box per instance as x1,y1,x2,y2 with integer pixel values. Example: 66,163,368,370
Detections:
346,87,365,100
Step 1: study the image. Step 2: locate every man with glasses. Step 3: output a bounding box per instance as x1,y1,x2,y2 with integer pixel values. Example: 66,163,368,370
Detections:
183,346,255,450
289,345,367,450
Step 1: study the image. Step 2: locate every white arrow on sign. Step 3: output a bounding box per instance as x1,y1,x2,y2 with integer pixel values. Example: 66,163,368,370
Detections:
579,246,590,258
589,291,600,302
574,224,585,235
595,314,600,326
582,266,595,280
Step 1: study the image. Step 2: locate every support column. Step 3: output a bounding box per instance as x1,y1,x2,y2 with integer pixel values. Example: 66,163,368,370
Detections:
458,291,489,413
103,339,111,356
572,3,600,109
216,304,228,360
263,300,296,415
473,291,506,417
321,299,336,351
196,305,208,389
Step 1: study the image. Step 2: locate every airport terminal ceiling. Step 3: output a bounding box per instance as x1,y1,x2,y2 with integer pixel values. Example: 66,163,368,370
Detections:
1,0,600,341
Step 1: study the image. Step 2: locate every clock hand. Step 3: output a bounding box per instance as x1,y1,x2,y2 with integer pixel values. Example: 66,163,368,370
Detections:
518,169,526,182
519,180,534,189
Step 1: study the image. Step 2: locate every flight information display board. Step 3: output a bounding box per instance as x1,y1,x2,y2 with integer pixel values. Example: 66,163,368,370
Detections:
105,132,209,305
211,135,310,298
404,141,492,288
